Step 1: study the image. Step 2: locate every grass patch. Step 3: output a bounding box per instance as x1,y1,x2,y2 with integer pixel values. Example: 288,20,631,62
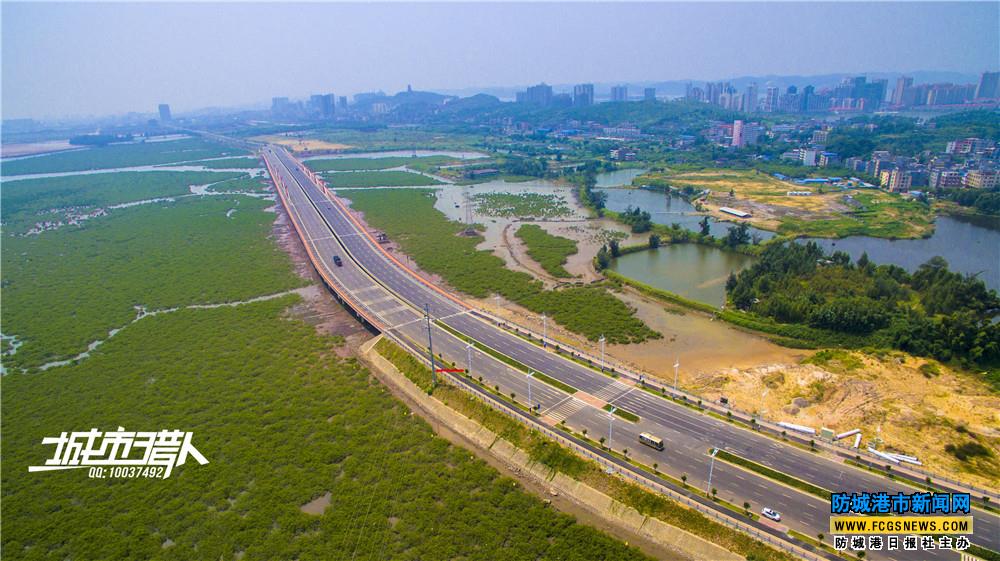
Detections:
515,224,578,278
473,192,571,219
2,298,652,560
1,137,246,176
802,349,864,371
170,157,262,169
1,170,246,233
206,174,272,193
603,404,640,423
345,189,659,345
2,195,304,371
776,191,933,239
321,170,442,188
305,155,457,172
715,450,831,500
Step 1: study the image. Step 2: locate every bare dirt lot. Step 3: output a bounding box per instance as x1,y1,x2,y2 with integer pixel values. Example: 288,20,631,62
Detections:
693,350,1000,489
2,140,78,158
252,135,353,154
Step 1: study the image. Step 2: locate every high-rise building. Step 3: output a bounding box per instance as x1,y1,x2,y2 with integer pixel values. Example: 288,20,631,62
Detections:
743,83,758,112
731,120,745,148
975,71,999,99
731,120,763,147
309,94,336,119
271,97,293,118
887,169,912,192
338,96,348,110
892,77,913,106
611,85,628,102
800,85,815,112
643,87,656,101
158,104,172,122
763,86,780,112
516,83,553,105
573,83,594,106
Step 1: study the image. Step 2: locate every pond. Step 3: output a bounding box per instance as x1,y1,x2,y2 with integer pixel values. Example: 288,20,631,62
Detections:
595,168,647,188
596,187,775,241
609,244,755,306
801,214,1000,292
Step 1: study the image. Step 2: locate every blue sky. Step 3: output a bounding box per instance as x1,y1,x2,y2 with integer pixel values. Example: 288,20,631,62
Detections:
3,2,998,119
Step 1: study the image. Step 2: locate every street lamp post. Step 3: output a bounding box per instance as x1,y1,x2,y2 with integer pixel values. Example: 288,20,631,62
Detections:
607,407,616,448
673,357,680,391
707,447,719,496
541,314,547,348
424,304,436,387
466,342,474,374
757,389,769,421
527,371,534,412
599,335,606,372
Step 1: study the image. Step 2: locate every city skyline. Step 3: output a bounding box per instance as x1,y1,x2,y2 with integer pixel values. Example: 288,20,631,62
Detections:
3,2,999,120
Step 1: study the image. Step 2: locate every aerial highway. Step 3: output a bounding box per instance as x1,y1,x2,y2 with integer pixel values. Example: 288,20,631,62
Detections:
263,145,998,561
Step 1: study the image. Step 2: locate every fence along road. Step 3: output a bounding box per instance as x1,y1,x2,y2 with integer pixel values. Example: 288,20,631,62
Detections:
265,146,994,561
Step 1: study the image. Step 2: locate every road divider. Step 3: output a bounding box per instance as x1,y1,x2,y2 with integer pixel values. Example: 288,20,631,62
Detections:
715,449,831,501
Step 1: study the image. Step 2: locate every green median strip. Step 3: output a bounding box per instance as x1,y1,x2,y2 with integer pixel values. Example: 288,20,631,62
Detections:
715,449,830,500
968,544,1000,561
603,404,640,423
435,320,577,395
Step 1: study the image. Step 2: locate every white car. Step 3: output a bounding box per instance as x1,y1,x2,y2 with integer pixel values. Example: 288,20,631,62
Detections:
761,507,782,522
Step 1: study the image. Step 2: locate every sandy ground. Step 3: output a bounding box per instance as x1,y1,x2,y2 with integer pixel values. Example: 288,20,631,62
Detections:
660,169,850,232
2,140,78,158
252,135,353,154
700,351,1000,489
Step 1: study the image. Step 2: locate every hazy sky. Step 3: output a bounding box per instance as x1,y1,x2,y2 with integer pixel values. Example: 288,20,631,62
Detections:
3,2,998,119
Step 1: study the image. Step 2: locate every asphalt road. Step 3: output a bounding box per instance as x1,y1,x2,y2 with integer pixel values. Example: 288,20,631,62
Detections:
265,146,997,561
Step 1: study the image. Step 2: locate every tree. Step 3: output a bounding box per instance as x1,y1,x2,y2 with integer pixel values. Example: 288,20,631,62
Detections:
724,222,751,248
699,216,711,237
595,245,611,270
726,271,738,292
609,239,621,257
648,233,661,249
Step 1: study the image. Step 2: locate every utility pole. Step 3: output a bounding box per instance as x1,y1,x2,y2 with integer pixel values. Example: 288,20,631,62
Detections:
673,357,680,391
707,448,719,496
424,304,436,387
599,335,606,372
607,407,616,448
541,314,548,348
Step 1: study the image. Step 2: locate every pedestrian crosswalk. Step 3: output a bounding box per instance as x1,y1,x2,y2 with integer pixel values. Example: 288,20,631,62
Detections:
591,381,632,402
542,397,586,423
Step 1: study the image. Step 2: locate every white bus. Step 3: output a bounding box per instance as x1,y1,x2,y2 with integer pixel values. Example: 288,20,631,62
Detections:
638,432,664,451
